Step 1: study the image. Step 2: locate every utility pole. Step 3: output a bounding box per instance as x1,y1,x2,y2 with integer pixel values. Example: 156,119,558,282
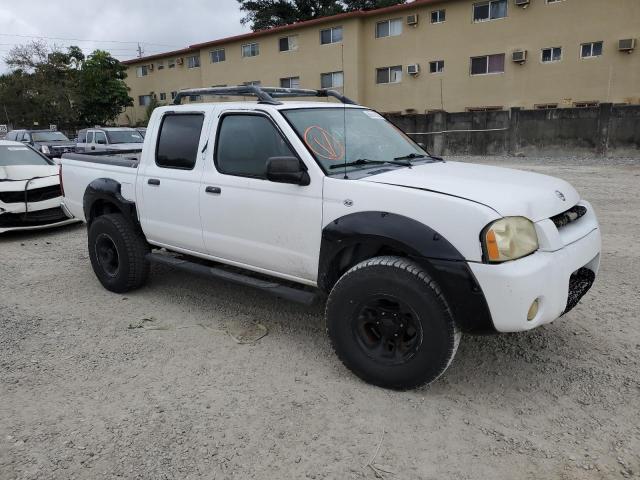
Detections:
137,43,144,58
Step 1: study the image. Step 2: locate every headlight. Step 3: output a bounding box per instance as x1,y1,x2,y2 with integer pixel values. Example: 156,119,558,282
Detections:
482,217,539,263
41,145,50,154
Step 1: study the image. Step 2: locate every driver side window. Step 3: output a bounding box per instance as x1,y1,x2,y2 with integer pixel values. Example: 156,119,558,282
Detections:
215,114,296,178
95,132,107,144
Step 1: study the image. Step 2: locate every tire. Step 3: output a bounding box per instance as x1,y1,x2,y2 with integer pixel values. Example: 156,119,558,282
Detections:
88,214,150,293
326,256,461,390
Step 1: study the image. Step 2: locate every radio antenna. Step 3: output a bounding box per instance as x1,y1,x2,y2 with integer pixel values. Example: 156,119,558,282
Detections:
341,43,348,180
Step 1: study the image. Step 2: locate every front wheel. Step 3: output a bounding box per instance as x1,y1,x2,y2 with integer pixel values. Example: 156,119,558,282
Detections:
326,256,460,390
88,214,150,293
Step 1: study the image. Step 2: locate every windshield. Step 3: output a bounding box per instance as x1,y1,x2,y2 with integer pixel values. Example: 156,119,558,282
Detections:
0,145,52,166
106,130,144,144
281,108,428,174
31,131,70,142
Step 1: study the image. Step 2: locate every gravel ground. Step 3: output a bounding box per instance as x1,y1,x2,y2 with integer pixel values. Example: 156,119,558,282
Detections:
1,156,639,480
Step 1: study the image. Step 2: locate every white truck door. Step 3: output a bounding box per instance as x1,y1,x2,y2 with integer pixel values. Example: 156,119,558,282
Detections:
94,131,108,151
200,110,322,284
137,112,207,253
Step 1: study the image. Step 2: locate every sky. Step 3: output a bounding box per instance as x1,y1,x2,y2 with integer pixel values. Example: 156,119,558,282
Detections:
0,0,250,73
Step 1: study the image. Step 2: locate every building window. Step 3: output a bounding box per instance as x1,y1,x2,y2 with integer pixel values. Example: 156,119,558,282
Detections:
470,54,505,75
541,47,562,63
187,55,200,68
138,95,152,106
136,66,148,77
157,61,165,70
376,19,402,38
189,95,201,102
321,71,344,89
320,26,343,45
376,66,402,84
210,48,226,63
243,81,262,87
171,91,177,100
429,60,445,73
279,35,298,52
574,101,599,108
535,103,558,109
280,76,301,89
242,43,260,57
431,10,446,23
581,41,603,58
473,0,507,22
159,92,167,101
168,59,176,69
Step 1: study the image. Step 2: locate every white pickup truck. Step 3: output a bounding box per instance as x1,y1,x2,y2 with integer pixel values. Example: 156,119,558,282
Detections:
61,86,601,390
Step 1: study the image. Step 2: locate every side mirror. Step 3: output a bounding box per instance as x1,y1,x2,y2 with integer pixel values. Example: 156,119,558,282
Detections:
96,138,107,145
266,156,310,186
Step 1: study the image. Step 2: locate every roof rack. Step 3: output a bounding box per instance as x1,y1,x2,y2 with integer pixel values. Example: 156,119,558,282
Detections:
172,86,358,106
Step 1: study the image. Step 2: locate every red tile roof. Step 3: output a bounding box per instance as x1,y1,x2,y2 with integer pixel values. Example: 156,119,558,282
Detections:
122,0,446,65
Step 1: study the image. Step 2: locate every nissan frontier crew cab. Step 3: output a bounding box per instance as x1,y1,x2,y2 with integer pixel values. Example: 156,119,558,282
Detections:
60,86,601,390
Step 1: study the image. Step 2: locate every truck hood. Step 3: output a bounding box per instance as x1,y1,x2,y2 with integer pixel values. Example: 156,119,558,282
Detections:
363,161,579,221
0,164,58,184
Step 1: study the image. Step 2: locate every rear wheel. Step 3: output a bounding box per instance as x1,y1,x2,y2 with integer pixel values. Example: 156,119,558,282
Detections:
88,214,149,293
326,256,460,390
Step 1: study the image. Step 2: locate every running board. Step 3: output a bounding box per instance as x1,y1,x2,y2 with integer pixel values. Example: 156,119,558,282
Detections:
146,252,319,305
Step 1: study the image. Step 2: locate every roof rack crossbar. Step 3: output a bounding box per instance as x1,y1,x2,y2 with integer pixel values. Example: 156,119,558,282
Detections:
172,86,357,106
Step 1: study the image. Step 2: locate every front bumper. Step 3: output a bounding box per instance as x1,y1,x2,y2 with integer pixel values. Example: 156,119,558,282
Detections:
469,227,601,333
0,198,80,234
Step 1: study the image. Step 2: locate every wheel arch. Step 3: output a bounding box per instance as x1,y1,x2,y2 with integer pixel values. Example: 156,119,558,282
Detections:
83,178,139,228
319,211,495,334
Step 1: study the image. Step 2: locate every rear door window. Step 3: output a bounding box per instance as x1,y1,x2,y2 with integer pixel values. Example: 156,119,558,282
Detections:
87,131,95,143
155,113,205,170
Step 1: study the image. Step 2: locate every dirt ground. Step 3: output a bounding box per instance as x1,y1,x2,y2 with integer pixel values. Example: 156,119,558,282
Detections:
1,156,639,480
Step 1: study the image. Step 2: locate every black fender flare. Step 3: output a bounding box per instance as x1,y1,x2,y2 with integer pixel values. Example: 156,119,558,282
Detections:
318,211,495,334
83,178,138,226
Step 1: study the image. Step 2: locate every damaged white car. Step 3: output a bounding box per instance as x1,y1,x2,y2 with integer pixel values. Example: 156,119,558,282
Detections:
0,140,78,233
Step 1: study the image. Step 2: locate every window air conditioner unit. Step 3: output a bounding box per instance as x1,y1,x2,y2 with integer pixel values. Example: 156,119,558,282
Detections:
407,64,420,75
176,57,184,65
514,0,530,6
148,63,154,71
407,14,419,26
619,38,636,52
512,50,527,63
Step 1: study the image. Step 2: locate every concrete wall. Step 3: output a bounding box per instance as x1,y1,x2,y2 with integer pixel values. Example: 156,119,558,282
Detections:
386,104,640,157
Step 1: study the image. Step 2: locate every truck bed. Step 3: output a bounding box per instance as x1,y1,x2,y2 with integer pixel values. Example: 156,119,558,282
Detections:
61,152,140,223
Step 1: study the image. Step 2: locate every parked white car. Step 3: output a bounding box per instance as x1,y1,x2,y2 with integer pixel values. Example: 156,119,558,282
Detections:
0,140,78,233
76,127,144,153
60,86,601,390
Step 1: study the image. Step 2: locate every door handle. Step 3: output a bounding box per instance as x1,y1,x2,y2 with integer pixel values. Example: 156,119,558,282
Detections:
148,179,161,186
205,186,222,194
90,146,95,150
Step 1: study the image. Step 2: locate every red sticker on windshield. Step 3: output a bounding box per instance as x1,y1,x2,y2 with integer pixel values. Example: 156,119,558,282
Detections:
303,126,345,161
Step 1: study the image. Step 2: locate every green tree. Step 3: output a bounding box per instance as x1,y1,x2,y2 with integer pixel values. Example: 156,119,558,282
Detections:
1,42,132,131
77,50,133,127
237,0,405,30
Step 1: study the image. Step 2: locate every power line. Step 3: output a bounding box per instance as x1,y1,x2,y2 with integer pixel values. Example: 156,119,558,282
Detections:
0,32,180,48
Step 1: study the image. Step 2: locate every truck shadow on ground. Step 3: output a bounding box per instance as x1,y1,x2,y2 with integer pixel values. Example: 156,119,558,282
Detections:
145,262,602,396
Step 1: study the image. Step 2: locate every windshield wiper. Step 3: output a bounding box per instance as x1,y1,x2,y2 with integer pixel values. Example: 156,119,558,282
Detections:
329,158,411,170
393,153,426,161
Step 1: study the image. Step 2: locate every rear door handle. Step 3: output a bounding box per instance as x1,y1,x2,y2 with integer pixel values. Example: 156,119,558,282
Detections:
205,186,222,194
148,179,160,186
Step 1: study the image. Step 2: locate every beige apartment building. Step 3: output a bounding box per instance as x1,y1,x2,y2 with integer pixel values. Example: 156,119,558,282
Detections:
120,0,640,125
